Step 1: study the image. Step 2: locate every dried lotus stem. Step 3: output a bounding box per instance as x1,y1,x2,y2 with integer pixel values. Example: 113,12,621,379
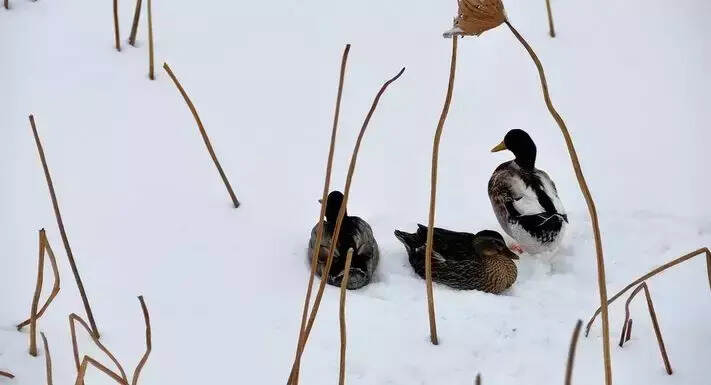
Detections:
128,0,143,46
69,313,128,385
338,248,354,385
18,230,61,331
0,371,14,379
565,320,583,385
545,0,556,37
41,332,53,385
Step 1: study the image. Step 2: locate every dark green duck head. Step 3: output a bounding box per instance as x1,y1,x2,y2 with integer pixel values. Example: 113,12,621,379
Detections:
491,129,537,170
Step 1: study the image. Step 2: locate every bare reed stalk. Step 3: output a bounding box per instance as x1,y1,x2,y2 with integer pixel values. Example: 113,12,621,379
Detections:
3,0,7,10
424,35,458,346
565,320,583,385
29,230,46,356
41,332,53,385
131,296,152,385
624,319,632,343
75,356,126,385
0,371,14,379
147,0,154,80
30,115,100,338
545,0,555,38
128,0,143,46
287,44,351,385
18,230,61,331
504,21,612,385
287,66,406,384
618,283,672,375
69,313,127,384
163,63,241,208
113,0,121,51
475,373,481,385
338,248,354,385
585,247,710,336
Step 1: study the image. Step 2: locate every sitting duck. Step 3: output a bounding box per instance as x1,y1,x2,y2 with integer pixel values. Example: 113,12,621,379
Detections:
489,129,568,254
394,225,518,293
308,191,379,290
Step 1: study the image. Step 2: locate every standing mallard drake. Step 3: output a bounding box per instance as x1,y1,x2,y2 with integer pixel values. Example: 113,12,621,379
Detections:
488,129,568,254
394,225,518,293
308,191,379,290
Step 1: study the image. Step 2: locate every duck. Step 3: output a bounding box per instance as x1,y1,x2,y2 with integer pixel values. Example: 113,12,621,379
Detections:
488,129,568,254
394,225,518,293
308,191,379,290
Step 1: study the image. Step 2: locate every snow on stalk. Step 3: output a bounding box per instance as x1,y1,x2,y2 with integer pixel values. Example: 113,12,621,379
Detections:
30,114,101,339
287,65,406,384
288,44,350,385
163,63,241,208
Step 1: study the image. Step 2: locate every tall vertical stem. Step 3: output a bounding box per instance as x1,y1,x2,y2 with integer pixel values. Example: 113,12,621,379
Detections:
113,0,121,51
425,35,458,345
30,115,100,338
128,0,143,46
338,248,354,385
505,21,611,384
147,0,155,80
545,0,556,38
29,230,46,357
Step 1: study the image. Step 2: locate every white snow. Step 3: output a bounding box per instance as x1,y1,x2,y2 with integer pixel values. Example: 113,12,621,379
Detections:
1,0,710,384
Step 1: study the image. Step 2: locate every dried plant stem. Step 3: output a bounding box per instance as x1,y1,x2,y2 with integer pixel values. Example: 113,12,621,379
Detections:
288,44,350,385
30,115,100,339
41,333,53,385
75,356,126,385
113,0,121,51
18,231,61,331
0,371,14,379
565,320,583,385
288,66,405,384
131,296,152,385
545,0,556,38
29,230,45,356
147,0,154,80
624,319,632,342
475,373,481,385
128,0,143,46
585,247,710,336
505,21,612,385
338,248,354,385
163,63,241,208
3,0,7,10
618,283,672,374
424,35,458,346
69,314,127,385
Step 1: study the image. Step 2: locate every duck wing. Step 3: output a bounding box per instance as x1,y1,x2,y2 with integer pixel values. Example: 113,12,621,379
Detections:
415,224,477,261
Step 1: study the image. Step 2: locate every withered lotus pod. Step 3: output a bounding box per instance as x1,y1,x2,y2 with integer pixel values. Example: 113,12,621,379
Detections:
444,0,507,37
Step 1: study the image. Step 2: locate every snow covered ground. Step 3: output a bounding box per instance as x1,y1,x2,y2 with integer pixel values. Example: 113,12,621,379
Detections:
1,0,710,384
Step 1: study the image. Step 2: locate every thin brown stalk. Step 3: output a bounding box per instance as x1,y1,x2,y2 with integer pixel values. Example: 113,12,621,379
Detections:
75,356,127,385
29,230,45,357
113,0,121,51
131,296,152,385
338,248,354,385
41,332,53,385
147,0,154,80
18,231,61,331
288,66,406,383
288,44,351,385
505,21,612,385
0,371,14,379
618,283,672,375
545,0,556,38
163,63,241,208
30,115,100,338
585,247,710,336
475,373,481,385
3,0,7,10
424,35,458,346
565,320,583,385
69,313,128,384
128,0,143,46
624,319,632,343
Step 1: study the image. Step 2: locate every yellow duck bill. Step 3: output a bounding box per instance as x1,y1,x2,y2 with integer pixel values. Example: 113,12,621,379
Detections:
491,141,507,152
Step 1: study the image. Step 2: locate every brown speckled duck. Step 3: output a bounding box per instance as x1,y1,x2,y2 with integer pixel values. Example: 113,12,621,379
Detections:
394,225,518,293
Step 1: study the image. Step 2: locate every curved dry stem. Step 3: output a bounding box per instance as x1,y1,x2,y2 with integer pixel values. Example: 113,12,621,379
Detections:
288,66,405,383
75,356,127,385
288,44,351,385
29,230,46,356
425,35,458,346
505,21,612,385
30,115,100,338
18,231,61,331
163,63,241,208
586,247,710,336
131,296,152,385
565,320,583,385
41,332,53,385
338,248,354,385
618,283,672,375
69,314,128,384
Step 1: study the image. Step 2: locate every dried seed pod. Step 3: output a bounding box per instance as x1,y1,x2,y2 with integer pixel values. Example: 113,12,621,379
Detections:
444,0,507,37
